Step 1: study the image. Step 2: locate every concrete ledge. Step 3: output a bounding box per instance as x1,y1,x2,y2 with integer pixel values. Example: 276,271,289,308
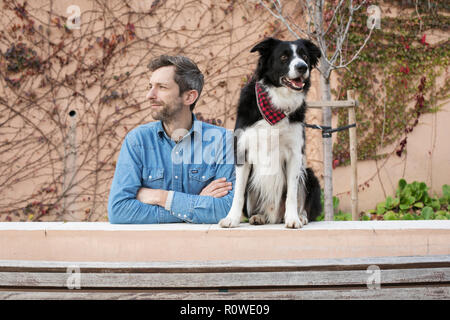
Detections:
0,221,449,262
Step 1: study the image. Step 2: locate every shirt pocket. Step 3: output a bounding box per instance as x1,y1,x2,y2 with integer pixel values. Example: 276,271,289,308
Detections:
188,167,215,194
143,167,165,189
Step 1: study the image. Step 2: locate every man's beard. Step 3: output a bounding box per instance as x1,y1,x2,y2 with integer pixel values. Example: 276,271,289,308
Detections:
150,99,183,122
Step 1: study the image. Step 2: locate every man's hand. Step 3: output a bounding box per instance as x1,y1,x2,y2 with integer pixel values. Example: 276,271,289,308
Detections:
199,177,232,198
136,188,168,207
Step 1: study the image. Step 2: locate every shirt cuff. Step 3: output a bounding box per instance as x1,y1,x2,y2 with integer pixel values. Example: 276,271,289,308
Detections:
164,190,175,211
170,191,196,222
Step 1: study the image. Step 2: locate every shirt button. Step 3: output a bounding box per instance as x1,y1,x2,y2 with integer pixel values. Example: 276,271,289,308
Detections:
175,176,178,179
183,214,187,218
149,176,152,179
202,176,205,179
178,214,181,217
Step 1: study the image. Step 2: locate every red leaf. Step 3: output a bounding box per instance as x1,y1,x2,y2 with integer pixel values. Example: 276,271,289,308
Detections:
420,34,429,46
332,159,339,169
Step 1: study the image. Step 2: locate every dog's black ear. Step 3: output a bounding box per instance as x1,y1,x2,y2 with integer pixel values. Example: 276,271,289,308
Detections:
303,39,321,68
250,38,280,55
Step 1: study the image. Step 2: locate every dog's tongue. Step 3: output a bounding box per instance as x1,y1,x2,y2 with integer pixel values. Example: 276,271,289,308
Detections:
291,78,303,87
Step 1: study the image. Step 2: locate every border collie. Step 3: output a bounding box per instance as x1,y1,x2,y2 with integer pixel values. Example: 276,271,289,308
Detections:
219,37,322,229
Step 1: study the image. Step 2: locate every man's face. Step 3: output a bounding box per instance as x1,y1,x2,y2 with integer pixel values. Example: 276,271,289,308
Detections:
146,66,184,121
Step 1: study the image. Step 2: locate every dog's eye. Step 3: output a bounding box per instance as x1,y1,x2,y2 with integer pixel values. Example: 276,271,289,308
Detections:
302,54,309,61
280,55,288,63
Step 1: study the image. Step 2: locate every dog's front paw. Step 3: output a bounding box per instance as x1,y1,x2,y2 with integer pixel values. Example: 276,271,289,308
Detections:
249,214,266,225
299,212,308,226
219,215,240,228
285,216,303,229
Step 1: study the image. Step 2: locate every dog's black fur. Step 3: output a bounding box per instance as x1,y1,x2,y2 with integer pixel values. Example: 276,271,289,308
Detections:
222,37,323,227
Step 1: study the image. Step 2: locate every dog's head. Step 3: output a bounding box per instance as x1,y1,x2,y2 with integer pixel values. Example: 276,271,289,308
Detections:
250,38,321,92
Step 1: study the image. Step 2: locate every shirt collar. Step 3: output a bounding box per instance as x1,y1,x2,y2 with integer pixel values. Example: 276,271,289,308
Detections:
157,113,201,140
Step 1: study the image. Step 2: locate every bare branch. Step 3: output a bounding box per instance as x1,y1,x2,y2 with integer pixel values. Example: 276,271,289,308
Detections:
257,0,301,39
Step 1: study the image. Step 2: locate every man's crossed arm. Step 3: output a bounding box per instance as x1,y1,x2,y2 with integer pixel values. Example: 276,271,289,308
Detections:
136,177,233,206
108,128,235,224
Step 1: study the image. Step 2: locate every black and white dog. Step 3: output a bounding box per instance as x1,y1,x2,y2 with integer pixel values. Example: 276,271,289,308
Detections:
219,37,322,229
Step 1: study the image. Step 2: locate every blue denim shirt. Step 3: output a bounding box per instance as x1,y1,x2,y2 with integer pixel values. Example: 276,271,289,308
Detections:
108,115,235,224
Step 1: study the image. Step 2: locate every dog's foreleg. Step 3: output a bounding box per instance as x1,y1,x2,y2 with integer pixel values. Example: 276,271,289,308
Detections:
284,154,305,229
219,162,251,228
297,182,308,226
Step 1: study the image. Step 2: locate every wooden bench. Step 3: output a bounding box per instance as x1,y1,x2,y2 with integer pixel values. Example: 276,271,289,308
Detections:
0,221,449,299
0,256,449,299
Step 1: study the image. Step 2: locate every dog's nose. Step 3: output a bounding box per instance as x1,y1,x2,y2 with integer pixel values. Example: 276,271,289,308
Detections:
296,63,308,74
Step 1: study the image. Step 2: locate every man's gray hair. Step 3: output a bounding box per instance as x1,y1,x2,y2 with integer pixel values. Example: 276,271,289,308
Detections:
148,55,204,111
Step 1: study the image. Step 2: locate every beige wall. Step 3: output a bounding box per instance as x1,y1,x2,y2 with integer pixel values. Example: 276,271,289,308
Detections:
334,96,450,213
331,25,450,214
0,0,448,221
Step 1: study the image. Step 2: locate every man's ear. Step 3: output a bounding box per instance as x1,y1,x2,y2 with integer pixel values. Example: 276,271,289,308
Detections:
183,89,199,107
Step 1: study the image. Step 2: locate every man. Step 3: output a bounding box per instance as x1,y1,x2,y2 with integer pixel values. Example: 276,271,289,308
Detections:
108,55,235,224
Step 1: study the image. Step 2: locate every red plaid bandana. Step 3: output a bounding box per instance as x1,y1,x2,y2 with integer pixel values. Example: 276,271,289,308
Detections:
255,82,286,125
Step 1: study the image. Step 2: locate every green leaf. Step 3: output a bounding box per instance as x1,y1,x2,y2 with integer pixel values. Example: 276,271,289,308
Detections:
333,196,340,210
413,202,424,208
384,211,398,220
385,196,393,209
403,213,414,220
442,184,450,200
392,197,400,207
421,206,434,220
399,204,410,211
439,197,448,206
419,182,428,191
398,179,407,191
416,191,424,201
376,202,386,215
334,212,352,221
430,199,441,211
407,196,416,206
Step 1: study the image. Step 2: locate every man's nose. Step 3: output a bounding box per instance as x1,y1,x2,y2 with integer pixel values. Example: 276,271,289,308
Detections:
146,87,156,100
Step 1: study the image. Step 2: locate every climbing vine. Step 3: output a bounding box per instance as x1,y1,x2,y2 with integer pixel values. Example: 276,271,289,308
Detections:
332,1,449,167
1,0,448,222
0,0,269,221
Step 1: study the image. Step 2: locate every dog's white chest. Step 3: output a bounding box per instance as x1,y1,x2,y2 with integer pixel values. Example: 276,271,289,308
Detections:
237,119,304,173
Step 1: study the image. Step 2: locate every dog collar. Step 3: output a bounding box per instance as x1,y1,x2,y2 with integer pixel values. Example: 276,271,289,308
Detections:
255,82,286,125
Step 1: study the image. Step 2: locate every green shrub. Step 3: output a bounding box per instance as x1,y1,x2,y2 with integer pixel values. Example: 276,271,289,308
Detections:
365,179,449,220
316,192,352,221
